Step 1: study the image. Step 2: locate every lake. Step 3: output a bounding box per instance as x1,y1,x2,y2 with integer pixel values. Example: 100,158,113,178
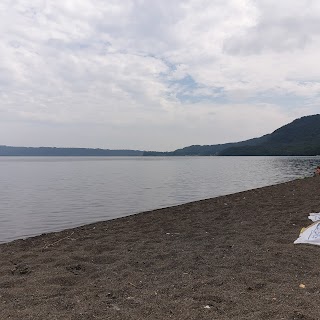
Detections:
0,156,319,243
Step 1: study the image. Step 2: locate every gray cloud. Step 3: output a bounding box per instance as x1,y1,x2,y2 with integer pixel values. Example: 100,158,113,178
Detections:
224,1,320,55
0,0,319,150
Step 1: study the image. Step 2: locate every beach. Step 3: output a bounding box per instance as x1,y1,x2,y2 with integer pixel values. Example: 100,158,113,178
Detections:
1,176,320,319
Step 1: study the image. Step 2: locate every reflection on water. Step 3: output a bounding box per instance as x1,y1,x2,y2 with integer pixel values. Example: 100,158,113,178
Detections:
0,156,318,243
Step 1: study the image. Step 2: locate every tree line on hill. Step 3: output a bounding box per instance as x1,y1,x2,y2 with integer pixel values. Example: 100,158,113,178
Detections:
0,146,143,156
2,114,320,156
144,114,320,156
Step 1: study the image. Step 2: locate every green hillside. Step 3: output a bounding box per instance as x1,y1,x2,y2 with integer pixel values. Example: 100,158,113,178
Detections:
220,114,320,156
144,135,269,156
3,115,320,157
144,114,320,156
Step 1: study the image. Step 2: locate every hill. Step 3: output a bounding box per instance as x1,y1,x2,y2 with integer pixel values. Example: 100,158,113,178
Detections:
143,136,270,156
220,114,320,156
3,115,320,157
0,146,144,156
144,114,320,156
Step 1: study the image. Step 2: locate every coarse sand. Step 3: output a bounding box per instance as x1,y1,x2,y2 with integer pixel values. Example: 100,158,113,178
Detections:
1,176,320,319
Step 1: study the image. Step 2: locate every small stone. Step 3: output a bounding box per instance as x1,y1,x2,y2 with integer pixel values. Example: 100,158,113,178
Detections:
11,263,31,275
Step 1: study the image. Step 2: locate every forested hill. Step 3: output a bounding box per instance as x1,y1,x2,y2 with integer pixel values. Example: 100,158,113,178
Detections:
0,146,144,156
143,135,270,156
3,115,320,156
144,114,320,156
220,114,320,156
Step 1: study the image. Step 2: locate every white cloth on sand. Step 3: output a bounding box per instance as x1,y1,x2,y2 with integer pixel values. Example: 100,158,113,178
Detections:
294,221,320,246
308,212,320,222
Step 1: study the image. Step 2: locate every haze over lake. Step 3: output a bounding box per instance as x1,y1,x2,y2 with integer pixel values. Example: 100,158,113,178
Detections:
0,156,318,243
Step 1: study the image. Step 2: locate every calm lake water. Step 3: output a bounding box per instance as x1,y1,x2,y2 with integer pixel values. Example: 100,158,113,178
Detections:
0,156,319,243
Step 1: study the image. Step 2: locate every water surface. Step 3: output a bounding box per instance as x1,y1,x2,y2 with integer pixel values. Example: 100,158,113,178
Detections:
0,156,318,243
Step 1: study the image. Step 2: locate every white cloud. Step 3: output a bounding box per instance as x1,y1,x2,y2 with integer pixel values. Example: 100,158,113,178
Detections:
0,0,319,150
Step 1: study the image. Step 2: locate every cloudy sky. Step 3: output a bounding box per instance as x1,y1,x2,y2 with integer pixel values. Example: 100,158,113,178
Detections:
1,0,320,151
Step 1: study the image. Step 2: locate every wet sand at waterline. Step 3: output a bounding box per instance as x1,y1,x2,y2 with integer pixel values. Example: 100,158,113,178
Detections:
1,176,320,319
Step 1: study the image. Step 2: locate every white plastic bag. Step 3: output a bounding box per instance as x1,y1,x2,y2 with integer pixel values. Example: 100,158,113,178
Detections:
308,212,320,222
294,221,320,246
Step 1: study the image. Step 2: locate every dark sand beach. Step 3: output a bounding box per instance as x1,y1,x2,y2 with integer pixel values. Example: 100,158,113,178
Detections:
1,176,320,319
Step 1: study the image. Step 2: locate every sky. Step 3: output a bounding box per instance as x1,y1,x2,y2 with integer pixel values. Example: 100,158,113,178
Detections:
1,0,320,151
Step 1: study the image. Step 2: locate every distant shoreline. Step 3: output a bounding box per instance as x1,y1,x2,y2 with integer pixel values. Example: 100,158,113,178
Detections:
0,145,144,156
2,114,320,157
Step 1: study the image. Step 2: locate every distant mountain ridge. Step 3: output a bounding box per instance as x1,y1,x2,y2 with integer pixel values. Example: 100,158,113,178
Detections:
220,114,320,156
0,146,144,156
143,135,270,156
3,114,320,156
144,114,320,156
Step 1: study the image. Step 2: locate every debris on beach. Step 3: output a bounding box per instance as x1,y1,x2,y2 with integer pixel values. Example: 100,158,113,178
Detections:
111,304,120,311
293,211,320,246
66,264,85,275
11,263,31,275
308,212,320,222
294,220,320,246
